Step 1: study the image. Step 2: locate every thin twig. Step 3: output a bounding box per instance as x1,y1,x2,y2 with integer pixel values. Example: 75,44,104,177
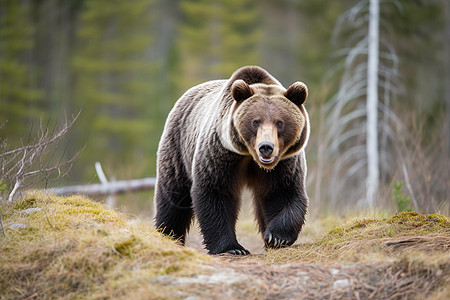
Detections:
402,163,419,211
0,120,7,129
0,213,6,238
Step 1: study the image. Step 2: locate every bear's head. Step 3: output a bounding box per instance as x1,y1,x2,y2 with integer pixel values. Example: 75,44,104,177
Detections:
231,79,309,170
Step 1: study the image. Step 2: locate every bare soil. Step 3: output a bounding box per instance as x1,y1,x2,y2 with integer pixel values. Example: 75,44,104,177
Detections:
158,239,450,300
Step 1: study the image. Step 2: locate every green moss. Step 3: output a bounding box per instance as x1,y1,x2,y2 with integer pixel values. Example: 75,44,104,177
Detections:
162,250,175,256
348,219,378,230
323,219,379,243
387,211,450,234
13,195,38,210
164,264,180,274
387,211,420,223
114,235,141,258
97,229,109,236
426,214,448,223
327,226,344,236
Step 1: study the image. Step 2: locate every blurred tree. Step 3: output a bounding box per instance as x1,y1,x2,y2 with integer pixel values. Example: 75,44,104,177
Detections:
0,0,447,212
0,0,44,141
315,0,448,212
30,0,82,118
146,0,182,176
258,0,346,92
176,0,261,91
318,0,403,207
445,0,450,157
71,0,156,179
383,0,448,212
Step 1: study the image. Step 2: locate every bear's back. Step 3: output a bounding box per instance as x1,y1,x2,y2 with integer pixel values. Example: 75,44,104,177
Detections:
159,79,228,176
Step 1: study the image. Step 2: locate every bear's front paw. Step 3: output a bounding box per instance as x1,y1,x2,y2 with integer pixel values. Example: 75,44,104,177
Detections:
264,231,295,249
225,248,250,255
208,243,250,255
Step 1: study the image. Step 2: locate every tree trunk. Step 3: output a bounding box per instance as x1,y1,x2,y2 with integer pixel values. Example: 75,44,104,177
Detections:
366,0,380,207
444,0,450,157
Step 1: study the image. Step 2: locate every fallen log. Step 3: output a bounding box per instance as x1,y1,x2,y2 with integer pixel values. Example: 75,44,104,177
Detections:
48,177,156,196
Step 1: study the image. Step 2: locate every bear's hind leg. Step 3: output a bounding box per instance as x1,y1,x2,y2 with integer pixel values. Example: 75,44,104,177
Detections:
155,179,193,245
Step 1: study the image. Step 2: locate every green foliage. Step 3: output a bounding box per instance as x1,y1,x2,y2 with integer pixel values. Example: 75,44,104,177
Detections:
392,181,412,213
295,0,347,99
71,0,156,178
0,0,44,140
177,0,261,91
0,0,448,206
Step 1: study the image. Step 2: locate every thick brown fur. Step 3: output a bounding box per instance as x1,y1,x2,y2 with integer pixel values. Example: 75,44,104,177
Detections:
155,66,310,255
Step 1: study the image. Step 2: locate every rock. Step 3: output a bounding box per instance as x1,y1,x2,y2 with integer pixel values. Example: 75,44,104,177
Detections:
333,279,350,288
21,207,42,214
152,275,172,284
173,268,249,285
330,268,340,275
8,223,27,229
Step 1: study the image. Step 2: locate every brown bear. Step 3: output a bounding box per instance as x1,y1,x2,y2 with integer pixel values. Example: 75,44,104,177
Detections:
154,66,310,255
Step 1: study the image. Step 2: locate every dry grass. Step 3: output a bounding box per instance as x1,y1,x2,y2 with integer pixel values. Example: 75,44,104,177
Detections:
0,191,209,299
1,192,449,299
264,211,450,264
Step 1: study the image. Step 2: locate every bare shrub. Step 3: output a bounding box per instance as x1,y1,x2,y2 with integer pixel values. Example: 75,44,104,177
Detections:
0,112,83,203
392,116,449,214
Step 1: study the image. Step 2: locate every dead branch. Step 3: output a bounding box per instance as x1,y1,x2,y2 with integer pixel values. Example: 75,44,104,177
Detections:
0,111,82,203
0,214,5,238
47,177,156,197
0,111,80,159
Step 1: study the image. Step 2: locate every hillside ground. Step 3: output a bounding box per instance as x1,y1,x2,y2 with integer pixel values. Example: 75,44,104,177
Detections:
1,192,449,299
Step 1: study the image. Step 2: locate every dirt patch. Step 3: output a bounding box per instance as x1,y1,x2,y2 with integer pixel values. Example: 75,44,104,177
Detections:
157,253,449,300
161,248,450,300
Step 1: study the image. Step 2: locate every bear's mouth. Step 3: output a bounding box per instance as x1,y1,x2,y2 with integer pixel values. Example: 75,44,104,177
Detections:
259,156,275,164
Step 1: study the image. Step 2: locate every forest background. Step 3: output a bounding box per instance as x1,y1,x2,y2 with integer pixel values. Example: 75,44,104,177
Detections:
1,0,449,216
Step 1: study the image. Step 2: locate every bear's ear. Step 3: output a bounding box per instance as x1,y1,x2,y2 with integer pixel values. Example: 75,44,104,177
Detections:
284,82,308,106
232,79,253,103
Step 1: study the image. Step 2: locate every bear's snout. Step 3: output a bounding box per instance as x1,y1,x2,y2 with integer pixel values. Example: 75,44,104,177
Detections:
259,142,274,157
254,124,279,167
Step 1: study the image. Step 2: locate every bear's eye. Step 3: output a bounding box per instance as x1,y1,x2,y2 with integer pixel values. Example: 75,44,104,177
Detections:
252,120,259,128
276,121,284,130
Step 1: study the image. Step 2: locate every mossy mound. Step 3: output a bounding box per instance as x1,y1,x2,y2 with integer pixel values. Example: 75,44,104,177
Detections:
265,211,450,264
0,191,209,300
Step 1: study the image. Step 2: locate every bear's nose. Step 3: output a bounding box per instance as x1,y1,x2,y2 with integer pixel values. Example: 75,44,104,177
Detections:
258,142,274,157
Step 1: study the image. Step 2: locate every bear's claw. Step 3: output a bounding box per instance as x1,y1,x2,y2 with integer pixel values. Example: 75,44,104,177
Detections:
264,232,290,249
225,249,250,255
